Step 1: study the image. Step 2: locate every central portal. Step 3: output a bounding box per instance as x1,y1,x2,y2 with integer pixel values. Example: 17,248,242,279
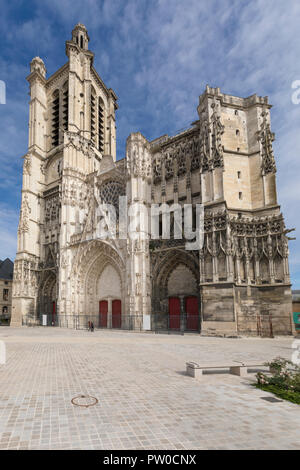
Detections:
91,256,123,329
99,299,122,328
168,295,199,331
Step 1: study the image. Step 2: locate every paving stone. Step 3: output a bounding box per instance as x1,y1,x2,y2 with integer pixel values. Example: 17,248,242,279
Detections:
0,327,299,449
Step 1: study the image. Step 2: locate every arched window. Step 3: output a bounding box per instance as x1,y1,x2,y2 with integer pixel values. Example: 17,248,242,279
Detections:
240,256,247,282
62,82,68,131
274,253,284,282
90,87,96,145
218,251,227,280
51,90,59,148
98,98,104,153
80,35,83,48
260,255,269,283
249,257,256,282
204,253,213,282
99,180,125,218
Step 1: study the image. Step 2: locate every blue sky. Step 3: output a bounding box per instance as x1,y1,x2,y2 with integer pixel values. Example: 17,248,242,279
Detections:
0,0,300,287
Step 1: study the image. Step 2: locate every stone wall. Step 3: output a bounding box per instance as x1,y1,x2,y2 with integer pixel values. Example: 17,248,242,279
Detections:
236,285,293,336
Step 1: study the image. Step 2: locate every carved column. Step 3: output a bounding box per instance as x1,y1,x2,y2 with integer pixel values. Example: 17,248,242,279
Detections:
125,133,152,330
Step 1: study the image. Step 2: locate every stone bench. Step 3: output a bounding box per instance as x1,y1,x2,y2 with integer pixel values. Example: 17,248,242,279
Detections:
186,361,269,378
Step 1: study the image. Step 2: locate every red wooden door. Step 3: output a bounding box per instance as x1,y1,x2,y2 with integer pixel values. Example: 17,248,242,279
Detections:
169,297,180,330
99,300,108,327
112,299,121,328
185,296,198,331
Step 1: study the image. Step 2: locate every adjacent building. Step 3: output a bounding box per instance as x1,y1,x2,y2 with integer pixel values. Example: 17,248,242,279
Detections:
292,290,300,333
0,258,13,325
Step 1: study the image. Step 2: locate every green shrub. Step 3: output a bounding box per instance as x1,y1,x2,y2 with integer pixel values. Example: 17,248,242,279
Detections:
255,384,300,405
255,356,300,404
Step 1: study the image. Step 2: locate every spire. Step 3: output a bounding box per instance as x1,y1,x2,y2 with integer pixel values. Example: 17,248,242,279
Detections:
71,23,89,50
66,23,93,63
30,57,46,78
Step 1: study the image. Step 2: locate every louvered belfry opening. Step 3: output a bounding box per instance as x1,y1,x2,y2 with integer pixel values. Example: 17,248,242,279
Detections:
62,83,69,132
98,99,104,153
90,89,96,145
51,90,59,148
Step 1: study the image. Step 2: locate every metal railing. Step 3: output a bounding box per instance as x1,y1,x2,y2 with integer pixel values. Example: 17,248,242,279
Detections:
0,315,10,326
22,312,202,334
151,312,201,334
37,313,144,331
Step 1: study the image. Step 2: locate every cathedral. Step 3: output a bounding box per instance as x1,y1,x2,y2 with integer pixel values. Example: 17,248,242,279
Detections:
11,24,294,336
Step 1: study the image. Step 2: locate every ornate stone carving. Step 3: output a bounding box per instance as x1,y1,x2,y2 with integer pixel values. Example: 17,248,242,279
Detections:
23,154,32,175
164,148,174,180
153,153,162,183
99,180,125,216
158,133,201,180
210,102,225,169
61,178,88,208
40,161,46,175
45,192,60,224
65,131,94,159
176,142,186,176
126,134,152,179
190,135,201,171
198,116,210,171
18,194,31,233
257,110,276,175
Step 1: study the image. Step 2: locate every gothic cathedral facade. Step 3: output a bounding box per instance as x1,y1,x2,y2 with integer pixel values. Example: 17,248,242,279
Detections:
11,24,294,336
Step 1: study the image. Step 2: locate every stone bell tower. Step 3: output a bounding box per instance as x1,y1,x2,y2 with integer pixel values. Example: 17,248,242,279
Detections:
11,24,118,326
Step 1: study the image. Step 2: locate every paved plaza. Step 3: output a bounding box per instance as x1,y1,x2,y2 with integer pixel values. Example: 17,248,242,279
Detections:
0,327,299,450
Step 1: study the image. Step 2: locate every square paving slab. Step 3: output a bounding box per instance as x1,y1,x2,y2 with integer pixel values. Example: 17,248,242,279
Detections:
0,327,299,450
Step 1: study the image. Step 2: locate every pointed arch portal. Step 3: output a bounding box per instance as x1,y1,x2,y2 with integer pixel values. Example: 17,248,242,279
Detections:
152,249,200,332
74,240,125,329
40,271,57,324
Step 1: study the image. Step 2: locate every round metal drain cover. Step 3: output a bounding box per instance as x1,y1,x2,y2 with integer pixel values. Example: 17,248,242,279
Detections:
71,395,98,408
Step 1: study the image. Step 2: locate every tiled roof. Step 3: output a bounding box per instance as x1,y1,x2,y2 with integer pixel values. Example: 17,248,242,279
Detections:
0,258,13,280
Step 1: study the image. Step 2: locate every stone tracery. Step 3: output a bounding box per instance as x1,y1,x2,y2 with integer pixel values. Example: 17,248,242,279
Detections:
99,180,125,213
257,110,276,175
